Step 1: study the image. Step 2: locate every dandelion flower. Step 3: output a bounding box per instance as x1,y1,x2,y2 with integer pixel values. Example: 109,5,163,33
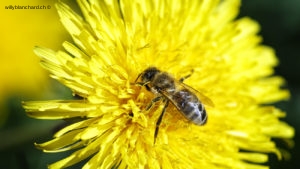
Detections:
23,0,294,169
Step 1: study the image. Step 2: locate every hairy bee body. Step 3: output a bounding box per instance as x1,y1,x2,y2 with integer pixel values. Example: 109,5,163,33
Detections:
136,67,211,127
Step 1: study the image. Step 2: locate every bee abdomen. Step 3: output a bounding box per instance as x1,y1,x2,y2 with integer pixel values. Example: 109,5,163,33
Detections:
192,104,207,125
183,102,207,125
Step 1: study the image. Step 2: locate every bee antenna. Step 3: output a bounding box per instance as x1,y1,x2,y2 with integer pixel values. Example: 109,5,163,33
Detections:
134,72,143,83
132,72,150,86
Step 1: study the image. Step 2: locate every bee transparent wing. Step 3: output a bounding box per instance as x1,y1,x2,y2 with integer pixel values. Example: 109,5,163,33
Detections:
158,89,186,113
176,81,214,107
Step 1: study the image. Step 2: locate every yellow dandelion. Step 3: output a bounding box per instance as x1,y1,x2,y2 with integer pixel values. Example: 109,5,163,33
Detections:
23,0,294,169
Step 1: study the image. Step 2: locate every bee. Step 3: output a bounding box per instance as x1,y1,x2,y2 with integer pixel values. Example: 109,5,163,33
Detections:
135,67,213,141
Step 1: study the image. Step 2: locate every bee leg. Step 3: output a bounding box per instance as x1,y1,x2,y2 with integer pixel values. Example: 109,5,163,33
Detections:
146,96,163,110
154,100,169,144
179,69,194,82
145,84,151,91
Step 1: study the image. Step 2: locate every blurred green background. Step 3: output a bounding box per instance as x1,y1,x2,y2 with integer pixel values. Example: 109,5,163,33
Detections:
239,1,300,169
0,0,299,169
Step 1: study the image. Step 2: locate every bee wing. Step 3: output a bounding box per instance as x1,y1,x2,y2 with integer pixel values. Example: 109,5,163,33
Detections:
177,81,214,107
158,89,186,113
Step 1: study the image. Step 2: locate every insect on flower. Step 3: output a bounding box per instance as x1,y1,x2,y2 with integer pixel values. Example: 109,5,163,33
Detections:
135,67,214,141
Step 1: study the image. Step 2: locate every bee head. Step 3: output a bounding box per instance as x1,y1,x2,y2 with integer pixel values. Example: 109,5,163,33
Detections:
135,67,160,85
